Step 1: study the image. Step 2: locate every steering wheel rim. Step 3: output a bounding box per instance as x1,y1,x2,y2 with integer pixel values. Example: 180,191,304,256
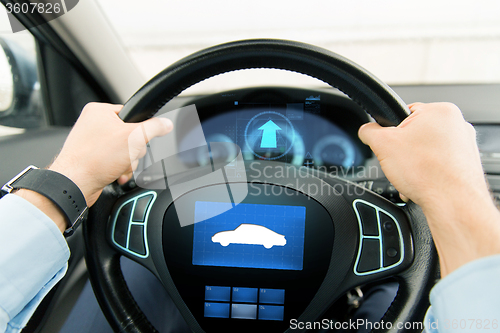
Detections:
118,39,409,125
83,39,439,333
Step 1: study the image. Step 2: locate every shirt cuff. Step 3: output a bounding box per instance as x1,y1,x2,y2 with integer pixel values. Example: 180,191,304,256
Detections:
0,194,70,322
3,265,67,333
424,254,500,332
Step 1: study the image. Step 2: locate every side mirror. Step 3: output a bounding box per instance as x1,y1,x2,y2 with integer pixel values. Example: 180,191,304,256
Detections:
0,37,43,128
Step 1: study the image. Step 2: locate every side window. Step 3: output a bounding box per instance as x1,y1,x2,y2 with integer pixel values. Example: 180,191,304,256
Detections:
0,31,46,136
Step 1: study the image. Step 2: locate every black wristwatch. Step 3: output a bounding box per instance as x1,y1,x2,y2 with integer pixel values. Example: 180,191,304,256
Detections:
1,165,88,237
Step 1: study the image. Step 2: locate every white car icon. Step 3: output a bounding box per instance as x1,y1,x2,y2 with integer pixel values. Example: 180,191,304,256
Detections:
211,224,287,249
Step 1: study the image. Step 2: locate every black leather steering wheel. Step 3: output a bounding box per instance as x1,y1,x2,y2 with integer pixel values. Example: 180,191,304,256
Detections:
83,39,439,333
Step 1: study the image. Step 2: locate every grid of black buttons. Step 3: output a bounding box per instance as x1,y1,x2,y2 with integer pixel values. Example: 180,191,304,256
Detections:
112,192,155,257
353,200,403,275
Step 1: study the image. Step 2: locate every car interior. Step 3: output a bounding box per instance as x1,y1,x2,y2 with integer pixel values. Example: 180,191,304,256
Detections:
0,1,499,333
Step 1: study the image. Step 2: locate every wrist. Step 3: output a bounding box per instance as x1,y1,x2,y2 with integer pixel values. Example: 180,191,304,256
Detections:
49,159,94,206
422,189,500,277
7,166,90,235
421,184,497,225
15,189,68,233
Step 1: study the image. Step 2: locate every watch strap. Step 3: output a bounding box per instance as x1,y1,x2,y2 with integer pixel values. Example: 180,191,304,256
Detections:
2,166,88,236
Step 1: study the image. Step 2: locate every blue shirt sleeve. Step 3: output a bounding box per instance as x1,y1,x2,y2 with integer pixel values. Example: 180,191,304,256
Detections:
424,254,500,332
0,194,70,333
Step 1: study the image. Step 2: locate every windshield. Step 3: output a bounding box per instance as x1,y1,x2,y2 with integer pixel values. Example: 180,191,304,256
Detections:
97,0,500,85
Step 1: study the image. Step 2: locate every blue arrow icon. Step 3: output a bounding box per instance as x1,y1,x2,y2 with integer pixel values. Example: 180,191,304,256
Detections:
259,120,281,148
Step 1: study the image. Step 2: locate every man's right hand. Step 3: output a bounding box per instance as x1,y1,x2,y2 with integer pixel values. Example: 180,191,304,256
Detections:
358,102,500,277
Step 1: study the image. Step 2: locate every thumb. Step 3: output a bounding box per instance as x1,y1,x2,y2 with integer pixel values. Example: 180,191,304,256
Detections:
141,117,174,143
358,122,384,146
127,117,173,161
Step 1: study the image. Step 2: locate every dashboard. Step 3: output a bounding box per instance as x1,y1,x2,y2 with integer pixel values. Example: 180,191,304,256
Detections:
176,87,372,171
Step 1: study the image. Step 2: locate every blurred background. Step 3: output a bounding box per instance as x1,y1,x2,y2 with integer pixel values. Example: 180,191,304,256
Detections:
92,0,500,85
1,0,500,88
0,0,499,133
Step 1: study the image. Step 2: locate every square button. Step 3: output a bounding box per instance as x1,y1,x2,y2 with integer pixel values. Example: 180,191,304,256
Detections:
357,238,381,273
205,286,231,302
355,202,379,236
132,195,153,222
128,225,146,255
113,202,132,248
204,302,230,318
231,304,257,320
259,288,285,304
232,287,258,303
258,305,284,321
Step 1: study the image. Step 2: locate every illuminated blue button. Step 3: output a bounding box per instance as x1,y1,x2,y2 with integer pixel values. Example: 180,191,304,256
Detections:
231,304,257,320
258,305,284,321
204,302,230,318
205,286,231,302
259,288,285,304
232,287,258,303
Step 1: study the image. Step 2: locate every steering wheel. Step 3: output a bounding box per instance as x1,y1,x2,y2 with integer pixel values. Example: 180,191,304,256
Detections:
83,39,439,333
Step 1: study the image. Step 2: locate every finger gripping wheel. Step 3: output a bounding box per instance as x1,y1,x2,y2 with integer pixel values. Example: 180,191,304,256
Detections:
83,39,438,333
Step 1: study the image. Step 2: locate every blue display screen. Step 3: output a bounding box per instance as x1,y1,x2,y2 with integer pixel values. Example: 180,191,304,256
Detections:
192,202,306,270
